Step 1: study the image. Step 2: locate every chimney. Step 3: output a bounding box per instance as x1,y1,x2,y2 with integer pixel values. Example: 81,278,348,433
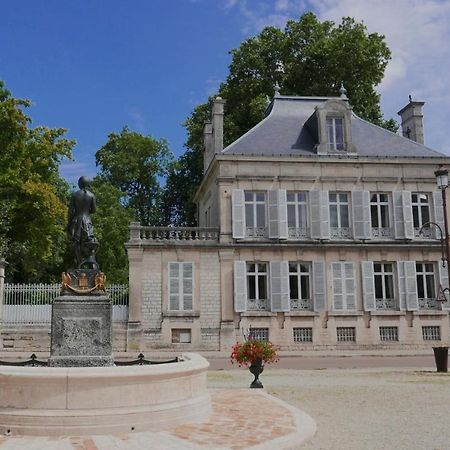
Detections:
212,96,226,154
203,120,213,173
397,96,425,144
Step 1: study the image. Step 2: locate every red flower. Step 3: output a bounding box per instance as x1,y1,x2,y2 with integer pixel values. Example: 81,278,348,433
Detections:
230,340,279,368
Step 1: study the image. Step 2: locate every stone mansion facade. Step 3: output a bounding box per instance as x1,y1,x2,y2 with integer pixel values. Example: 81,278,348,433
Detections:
126,90,450,352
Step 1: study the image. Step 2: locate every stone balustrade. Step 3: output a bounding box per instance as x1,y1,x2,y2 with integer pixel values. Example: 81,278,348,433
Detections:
129,223,219,243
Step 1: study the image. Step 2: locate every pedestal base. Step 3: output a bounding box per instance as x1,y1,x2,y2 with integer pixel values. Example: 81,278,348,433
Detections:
49,295,113,367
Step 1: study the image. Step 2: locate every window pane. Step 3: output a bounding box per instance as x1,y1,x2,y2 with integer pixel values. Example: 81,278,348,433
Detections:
421,206,430,225
380,205,389,227
426,275,435,298
248,275,256,299
298,193,307,202
329,193,337,203
258,263,267,272
255,193,265,202
335,119,344,149
247,263,255,272
330,205,338,227
417,276,425,298
419,194,428,203
384,263,393,272
289,262,298,272
374,263,382,272
287,192,295,202
256,204,265,227
375,275,383,298
287,204,296,227
412,193,418,203
379,194,388,203
413,207,420,228
298,204,307,227
371,205,378,227
425,263,434,272
299,263,309,273
301,277,310,299
339,193,348,203
258,276,267,299
244,191,253,201
340,205,349,227
385,275,394,298
289,275,298,299
245,204,254,227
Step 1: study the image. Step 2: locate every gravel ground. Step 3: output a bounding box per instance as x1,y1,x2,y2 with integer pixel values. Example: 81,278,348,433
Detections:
207,367,450,450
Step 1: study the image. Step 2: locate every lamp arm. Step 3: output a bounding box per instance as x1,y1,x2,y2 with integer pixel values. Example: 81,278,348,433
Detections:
420,222,446,266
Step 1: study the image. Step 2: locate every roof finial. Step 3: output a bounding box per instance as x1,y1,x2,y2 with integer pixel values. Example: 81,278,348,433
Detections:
409,94,412,103
274,81,281,97
339,82,348,100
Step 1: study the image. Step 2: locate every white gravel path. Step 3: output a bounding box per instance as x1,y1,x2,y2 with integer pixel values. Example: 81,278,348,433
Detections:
207,366,450,450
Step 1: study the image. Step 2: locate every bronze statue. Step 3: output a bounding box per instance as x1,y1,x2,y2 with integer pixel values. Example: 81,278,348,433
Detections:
67,176,99,269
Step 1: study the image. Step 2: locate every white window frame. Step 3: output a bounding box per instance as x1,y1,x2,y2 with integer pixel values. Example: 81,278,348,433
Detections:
374,262,397,310
287,191,309,238
326,116,345,151
416,262,439,310
288,262,312,310
370,192,392,238
168,262,194,311
244,191,267,238
412,193,431,238
246,262,269,310
329,192,351,238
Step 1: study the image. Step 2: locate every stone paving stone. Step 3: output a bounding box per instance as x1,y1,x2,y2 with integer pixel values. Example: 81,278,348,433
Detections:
0,389,314,450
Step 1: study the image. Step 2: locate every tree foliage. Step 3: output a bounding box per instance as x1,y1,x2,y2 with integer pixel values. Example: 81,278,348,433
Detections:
95,127,173,226
0,80,75,282
165,12,396,225
90,179,135,283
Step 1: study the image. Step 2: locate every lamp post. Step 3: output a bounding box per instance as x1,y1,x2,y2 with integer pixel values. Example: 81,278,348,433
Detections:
435,165,450,287
433,165,449,372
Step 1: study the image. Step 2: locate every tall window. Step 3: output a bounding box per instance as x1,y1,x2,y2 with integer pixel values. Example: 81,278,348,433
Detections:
246,263,268,310
370,193,391,237
416,262,438,309
374,262,396,309
168,262,193,311
245,192,267,237
412,193,431,237
287,192,308,238
327,117,344,151
329,192,350,238
288,262,312,310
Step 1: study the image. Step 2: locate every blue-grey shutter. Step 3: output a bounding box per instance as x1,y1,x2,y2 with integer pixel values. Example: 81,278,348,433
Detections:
313,261,327,311
433,191,445,240
310,190,330,239
403,192,414,239
278,189,288,239
344,262,356,310
361,261,376,311
352,191,371,239
270,261,290,312
332,262,344,310
168,262,180,310
394,192,413,239
398,261,418,311
182,262,194,310
232,189,245,239
234,261,247,312
438,262,450,311
268,190,279,239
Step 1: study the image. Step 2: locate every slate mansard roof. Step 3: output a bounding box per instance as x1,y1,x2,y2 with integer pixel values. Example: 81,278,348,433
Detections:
222,95,446,158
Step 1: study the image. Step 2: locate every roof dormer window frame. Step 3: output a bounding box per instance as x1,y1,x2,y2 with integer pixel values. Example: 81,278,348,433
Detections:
326,116,345,151
315,99,355,155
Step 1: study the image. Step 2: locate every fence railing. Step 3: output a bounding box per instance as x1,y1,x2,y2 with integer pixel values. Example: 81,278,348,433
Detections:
2,283,129,324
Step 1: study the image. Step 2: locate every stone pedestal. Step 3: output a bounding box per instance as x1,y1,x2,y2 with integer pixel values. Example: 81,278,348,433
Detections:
49,295,113,367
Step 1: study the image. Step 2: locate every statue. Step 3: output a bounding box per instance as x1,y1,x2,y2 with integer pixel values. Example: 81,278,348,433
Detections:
67,176,99,269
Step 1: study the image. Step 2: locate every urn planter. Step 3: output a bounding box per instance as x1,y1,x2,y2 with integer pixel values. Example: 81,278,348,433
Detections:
249,358,264,388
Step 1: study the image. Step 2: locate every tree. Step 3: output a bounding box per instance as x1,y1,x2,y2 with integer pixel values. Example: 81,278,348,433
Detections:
0,80,75,282
90,179,135,283
95,127,173,226
165,13,396,225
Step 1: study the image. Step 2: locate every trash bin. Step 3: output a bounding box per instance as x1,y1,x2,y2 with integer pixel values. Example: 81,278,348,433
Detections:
432,346,448,373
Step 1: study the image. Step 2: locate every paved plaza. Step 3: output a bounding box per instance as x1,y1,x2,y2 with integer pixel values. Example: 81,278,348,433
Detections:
0,355,449,449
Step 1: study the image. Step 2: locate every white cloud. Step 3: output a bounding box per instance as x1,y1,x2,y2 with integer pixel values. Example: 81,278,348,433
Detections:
127,107,147,132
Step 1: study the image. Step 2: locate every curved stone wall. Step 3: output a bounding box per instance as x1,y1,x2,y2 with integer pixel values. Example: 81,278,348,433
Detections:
0,352,211,436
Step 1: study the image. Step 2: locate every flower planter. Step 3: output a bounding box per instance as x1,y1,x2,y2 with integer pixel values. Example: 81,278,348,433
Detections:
249,358,264,388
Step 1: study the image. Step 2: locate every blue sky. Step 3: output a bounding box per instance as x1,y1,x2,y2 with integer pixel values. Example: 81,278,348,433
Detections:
2,0,450,185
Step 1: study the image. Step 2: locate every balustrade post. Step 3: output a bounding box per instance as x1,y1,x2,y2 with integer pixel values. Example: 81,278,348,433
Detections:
129,222,142,242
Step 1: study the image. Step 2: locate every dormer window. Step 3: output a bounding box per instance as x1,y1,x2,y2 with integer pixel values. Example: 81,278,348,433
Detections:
327,117,345,151
313,99,355,155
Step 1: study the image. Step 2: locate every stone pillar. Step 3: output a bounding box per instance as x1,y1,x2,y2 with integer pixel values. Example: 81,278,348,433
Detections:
212,97,226,154
127,243,144,351
0,258,6,325
219,250,236,351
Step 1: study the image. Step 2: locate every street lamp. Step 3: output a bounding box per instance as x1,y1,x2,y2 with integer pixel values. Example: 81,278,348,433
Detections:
435,165,450,293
